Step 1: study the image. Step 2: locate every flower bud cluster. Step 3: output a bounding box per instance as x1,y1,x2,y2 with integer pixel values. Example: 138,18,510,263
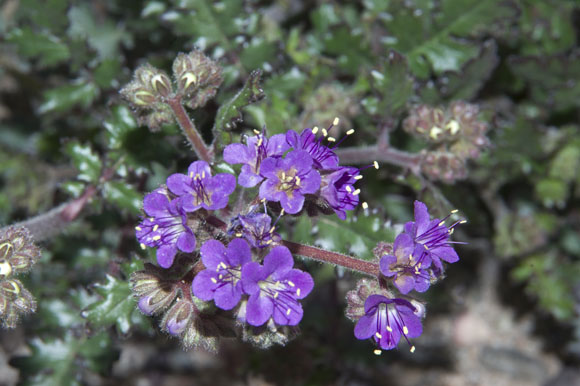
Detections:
403,101,490,183
0,226,40,328
172,51,223,110
130,261,223,352
120,50,223,131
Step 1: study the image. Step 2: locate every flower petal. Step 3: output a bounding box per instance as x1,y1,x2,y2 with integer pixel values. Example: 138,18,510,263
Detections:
263,246,294,278
192,270,219,301
200,239,227,270
223,143,250,165
157,244,177,268
176,231,196,253
246,292,273,326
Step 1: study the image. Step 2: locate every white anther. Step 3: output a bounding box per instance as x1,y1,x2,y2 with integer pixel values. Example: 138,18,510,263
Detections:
346,129,355,135
333,117,340,126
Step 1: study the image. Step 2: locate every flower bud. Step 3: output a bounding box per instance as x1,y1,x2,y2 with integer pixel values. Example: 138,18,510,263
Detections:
150,73,172,98
0,279,36,328
373,242,393,260
0,226,41,277
420,150,467,183
120,64,175,131
345,278,397,323
130,266,178,316
162,298,194,336
172,50,223,109
240,319,298,349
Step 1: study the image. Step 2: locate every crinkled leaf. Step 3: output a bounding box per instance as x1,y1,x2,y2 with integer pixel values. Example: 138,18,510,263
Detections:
104,105,138,150
212,69,265,150
435,40,499,101
366,50,414,116
68,4,131,59
65,142,102,184
509,52,580,112
102,181,142,214
82,260,145,334
11,331,116,386
38,80,99,114
165,0,243,50
512,252,580,321
384,0,518,78
6,27,70,67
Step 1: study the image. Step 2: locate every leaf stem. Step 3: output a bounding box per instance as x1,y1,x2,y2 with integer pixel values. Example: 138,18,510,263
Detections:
166,96,214,163
282,240,379,277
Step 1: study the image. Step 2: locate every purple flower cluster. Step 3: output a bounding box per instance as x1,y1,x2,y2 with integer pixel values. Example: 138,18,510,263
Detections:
379,200,462,293
224,126,365,218
192,238,313,327
136,161,236,268
353,200,462,353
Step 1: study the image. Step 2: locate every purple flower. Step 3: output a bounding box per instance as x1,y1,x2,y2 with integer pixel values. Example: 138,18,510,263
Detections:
192,238,252,310
223,133,289,187
286,128,339,169
241,246,313,326
230,212,281,249
320,166,360,220
136,191,195,268
354,294,422,352
166,161,236,212
379,234,431,294
259,150,321,214
404,201,460,274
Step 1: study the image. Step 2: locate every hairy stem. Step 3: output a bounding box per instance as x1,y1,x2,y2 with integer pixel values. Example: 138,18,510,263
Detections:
166,96,214,163
335,145,421,173
282,240,379,277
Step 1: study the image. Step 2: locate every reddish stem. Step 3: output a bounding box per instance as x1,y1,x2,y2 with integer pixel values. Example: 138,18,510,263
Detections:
282,240,379,277
334,145,421,173
166,96,214,163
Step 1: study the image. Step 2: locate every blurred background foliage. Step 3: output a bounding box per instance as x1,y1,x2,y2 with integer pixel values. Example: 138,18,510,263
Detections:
0,0,579,384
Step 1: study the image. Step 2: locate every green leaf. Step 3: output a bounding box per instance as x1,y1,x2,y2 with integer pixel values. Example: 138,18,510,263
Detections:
82,260,145,334
102,181,142,214
68,4,131,59
104,105,138,150
509,52,580,113
512,252,580,321
212,69,265,150
166,0,243,50
6,27,70,67
11,331,116,386
435,40,499,101
384,0,518,78
38,80,99,114
368,50,414,115
239,38,278,71
65,142,102,184
93,58,123,89
294,213,396,260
